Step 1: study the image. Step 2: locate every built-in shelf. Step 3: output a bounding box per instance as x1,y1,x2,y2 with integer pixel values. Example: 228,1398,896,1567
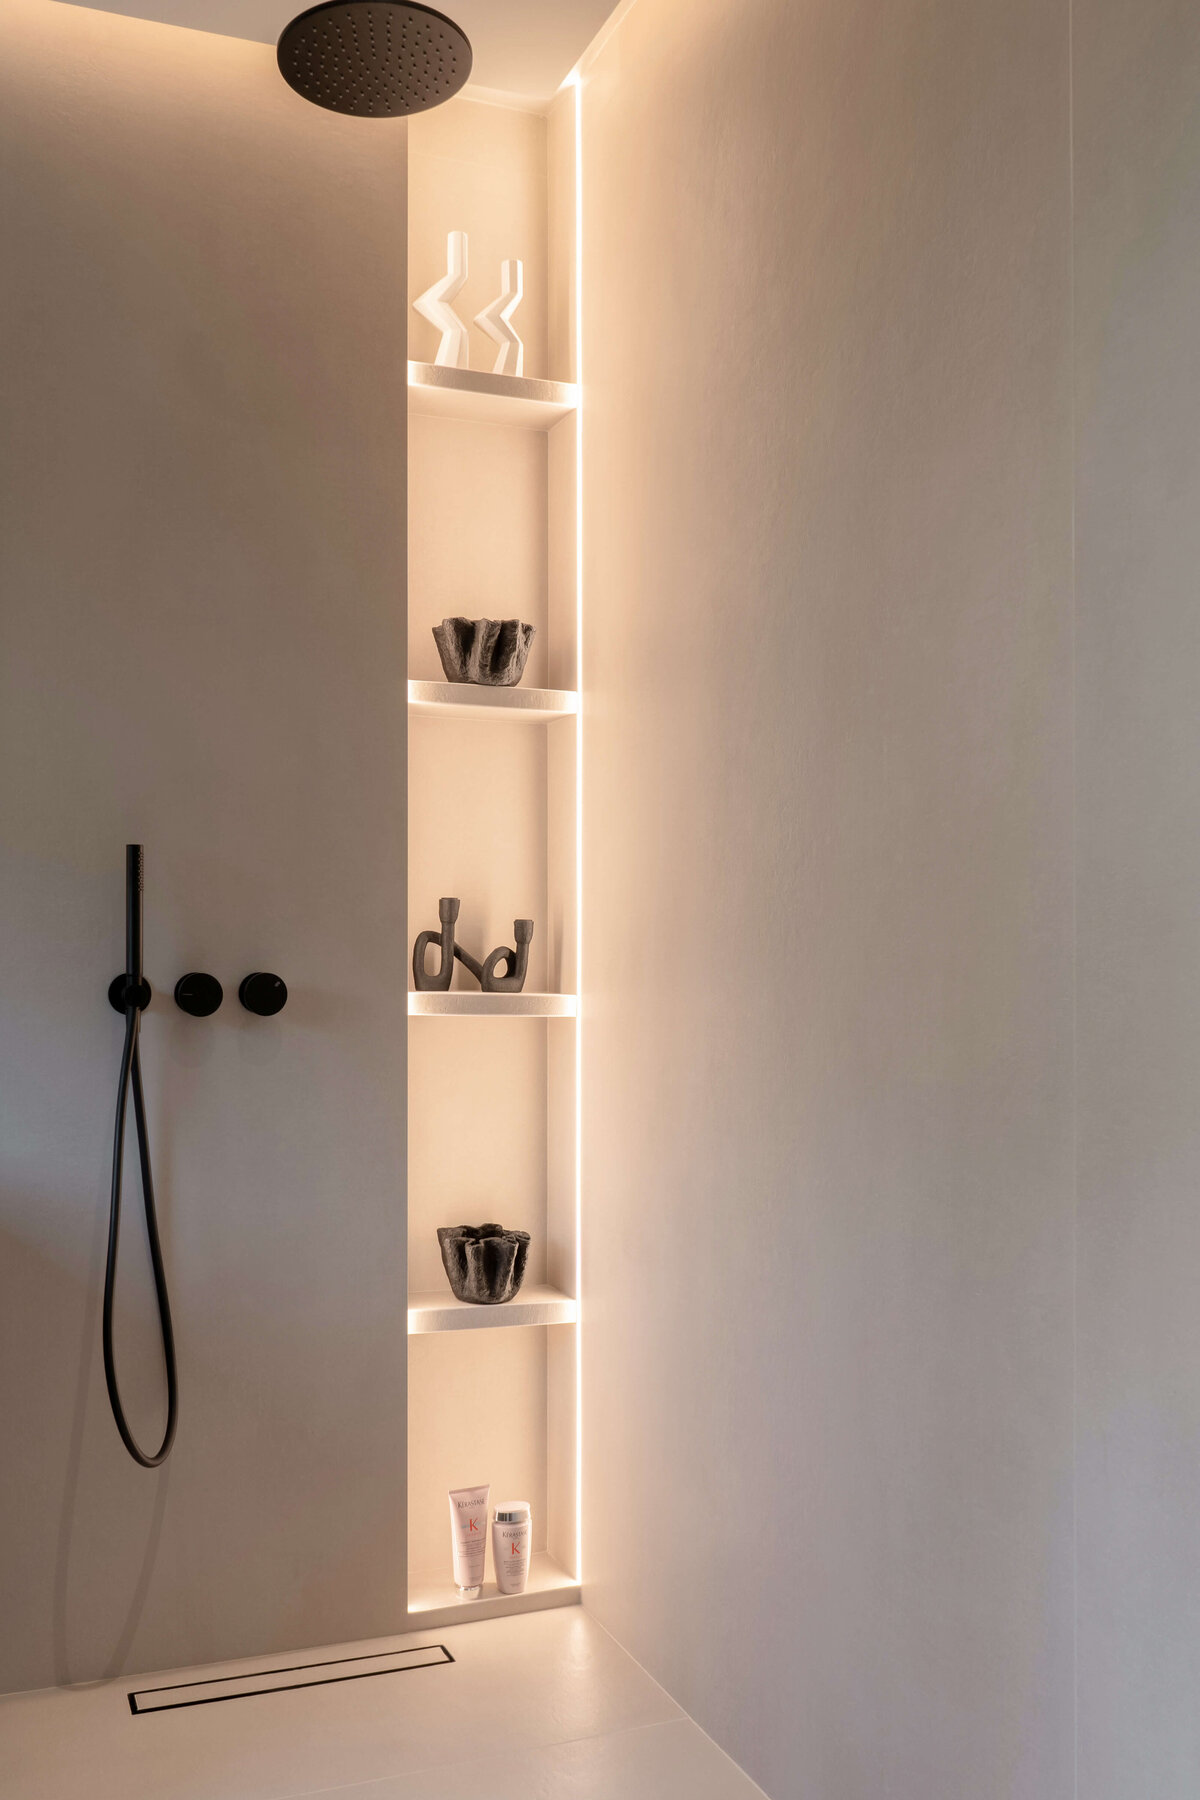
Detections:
408,1284,578,1335
408,679,578,721
408,992,578,1018
408,361,577,429
408,1551,580,1629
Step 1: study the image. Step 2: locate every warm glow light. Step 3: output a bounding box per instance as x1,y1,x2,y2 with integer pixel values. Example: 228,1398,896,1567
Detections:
554,58,586,1594
572,69,585,1588
407,992,577,1016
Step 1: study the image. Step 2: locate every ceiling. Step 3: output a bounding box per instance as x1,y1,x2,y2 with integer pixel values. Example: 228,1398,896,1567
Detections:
61,0,618,101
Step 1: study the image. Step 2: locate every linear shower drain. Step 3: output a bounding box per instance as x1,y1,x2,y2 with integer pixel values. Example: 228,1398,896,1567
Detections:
128,1642,453,1713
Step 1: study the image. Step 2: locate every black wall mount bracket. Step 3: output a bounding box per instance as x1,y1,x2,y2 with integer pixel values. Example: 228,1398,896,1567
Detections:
108,975,152,1013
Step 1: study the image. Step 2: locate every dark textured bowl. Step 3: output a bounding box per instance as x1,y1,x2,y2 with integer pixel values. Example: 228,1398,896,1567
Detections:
432,618,535,687
437,1223,531,1305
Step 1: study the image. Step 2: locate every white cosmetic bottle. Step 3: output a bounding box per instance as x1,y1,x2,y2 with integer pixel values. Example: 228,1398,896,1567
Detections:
448,1484,490,1599
491,1501,531,1595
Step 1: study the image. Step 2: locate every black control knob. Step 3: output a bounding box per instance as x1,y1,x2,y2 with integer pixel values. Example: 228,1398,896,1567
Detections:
174,972,223,1017
238,972,288,1017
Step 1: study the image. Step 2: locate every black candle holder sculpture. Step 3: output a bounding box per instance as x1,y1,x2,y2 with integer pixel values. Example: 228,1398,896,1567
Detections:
437,1223,531,1305
412,897,459,991
433,617,535,687
412,898,533,994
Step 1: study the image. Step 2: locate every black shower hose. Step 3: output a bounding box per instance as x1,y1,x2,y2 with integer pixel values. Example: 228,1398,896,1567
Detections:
103,997,178,1468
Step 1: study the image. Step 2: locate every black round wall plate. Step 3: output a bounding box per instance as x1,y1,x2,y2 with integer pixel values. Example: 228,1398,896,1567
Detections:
109,975,152,1013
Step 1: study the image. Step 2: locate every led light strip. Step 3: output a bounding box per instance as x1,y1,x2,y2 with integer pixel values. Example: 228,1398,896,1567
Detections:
572,68,585,1587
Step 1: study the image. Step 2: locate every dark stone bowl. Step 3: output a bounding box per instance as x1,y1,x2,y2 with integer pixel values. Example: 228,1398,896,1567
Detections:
432,617,535,687
437,1223,531,1305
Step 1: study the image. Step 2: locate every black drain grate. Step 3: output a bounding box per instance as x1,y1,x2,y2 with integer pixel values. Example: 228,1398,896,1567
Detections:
129,1643,453,1713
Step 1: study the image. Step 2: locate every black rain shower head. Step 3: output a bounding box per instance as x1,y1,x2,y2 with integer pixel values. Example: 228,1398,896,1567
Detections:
277,0,472,117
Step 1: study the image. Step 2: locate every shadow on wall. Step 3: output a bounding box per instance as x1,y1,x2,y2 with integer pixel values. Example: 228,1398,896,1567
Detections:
1,1198,171,1687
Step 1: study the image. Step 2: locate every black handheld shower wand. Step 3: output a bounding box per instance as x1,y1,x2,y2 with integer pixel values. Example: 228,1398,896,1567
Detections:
104,845,178,1467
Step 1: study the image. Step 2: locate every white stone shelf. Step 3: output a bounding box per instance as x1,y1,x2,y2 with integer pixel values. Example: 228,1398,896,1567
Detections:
408,361,577,429
408,1284,578,1335
407,1552,580,1630
408,992,577,1018
408,679,577,721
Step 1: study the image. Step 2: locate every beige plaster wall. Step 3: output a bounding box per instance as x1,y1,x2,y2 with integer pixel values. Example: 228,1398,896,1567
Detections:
0,0,408,1691
1075,2,1200,1791
572,1,1076,1794
12,0,1199,1778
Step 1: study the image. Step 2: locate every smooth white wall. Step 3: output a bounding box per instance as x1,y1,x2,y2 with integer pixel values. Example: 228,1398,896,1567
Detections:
574,1,1075,1794
0,1,407,1691
1075,3,1200,1791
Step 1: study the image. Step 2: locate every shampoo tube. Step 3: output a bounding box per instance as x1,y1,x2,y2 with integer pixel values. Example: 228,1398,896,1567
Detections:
448,1485,490,1598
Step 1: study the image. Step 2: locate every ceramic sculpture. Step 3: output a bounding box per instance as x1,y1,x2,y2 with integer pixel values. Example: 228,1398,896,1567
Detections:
437,1224,531,1305
432,617,535,686
412,896,459,991
412,900,534,994
454,919,533,994
413,230,469,369
474,259,524,376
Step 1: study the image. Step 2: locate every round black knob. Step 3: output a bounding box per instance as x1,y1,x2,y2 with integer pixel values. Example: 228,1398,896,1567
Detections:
174,972,223,1017
238,972,287,1017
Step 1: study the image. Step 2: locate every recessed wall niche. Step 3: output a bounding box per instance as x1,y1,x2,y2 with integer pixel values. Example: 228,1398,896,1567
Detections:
405,86,580,1624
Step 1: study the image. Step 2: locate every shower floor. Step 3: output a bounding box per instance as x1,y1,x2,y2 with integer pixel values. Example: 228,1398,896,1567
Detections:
0,1606,763,1799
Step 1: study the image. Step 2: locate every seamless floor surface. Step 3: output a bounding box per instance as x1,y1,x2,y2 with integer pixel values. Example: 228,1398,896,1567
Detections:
0,1607,764,1799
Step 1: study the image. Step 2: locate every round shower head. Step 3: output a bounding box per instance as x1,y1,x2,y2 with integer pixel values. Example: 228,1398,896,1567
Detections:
277,1,472,117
